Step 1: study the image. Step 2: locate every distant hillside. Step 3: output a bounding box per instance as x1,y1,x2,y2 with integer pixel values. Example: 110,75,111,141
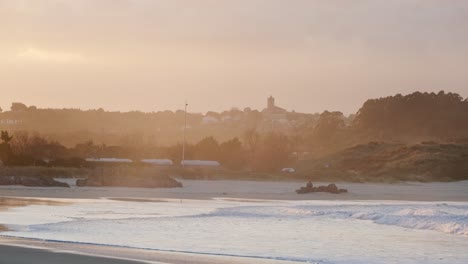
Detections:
1,91,467,160
0,100,320,147
296,142,468,182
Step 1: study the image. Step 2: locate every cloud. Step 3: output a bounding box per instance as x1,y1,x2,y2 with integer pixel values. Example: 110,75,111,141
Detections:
15,47,88,64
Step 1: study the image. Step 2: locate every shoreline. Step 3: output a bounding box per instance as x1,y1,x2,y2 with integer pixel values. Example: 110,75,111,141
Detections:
1,179,468,264
0,243,154,264
0,236,299,264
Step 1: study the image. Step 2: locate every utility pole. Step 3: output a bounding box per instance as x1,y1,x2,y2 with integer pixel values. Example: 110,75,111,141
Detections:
182,101,188,167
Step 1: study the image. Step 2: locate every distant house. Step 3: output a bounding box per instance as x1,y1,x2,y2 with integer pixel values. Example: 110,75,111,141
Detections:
202,116,220,125
141,159,173,166
0,119,22,126
221,115,232,122
181,160,221,167
281,168,296,173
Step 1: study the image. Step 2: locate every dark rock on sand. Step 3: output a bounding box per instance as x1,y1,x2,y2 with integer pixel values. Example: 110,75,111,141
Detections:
296,182,347,194
0,175,70,187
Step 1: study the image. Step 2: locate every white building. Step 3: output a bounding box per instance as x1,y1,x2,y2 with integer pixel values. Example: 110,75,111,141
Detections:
141,159,173,166
281,168,296,173
202,116,220,125
85,158,133,163
0,119,21,125
181,160,221,167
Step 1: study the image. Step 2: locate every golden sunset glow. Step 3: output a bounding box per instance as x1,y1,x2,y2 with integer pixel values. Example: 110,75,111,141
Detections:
1,0,468,113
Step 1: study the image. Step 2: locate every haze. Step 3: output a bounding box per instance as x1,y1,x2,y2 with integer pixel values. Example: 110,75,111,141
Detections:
1,0,468,113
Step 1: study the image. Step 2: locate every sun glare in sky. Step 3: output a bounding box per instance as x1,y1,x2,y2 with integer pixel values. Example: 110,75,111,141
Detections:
1,0,467,113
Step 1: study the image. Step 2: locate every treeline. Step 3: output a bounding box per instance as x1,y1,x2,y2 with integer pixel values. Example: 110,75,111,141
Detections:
353,91,468,140
0,102,311,147
1,91,468,172
301,91,468,156
0,130,294,172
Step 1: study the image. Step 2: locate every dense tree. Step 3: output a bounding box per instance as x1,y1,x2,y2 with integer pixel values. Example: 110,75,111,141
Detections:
1,131,13,144
164,143,194,164
194,136,220,160
251,132,291,172
219,138,245,170
312,111,345,143
5,131,68,165
10,102,28,112
243,128,260,154
353,91,468,140
0,131,14,164
73,140,100,158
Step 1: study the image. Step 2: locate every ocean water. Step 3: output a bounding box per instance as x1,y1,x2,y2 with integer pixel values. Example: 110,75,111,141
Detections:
1,198,468,264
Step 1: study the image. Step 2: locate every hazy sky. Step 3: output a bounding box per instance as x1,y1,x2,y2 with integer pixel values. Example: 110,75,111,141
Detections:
1,0,468,114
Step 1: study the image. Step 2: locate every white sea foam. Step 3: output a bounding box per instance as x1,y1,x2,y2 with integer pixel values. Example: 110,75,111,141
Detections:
194,202,468,236
1,199,468,264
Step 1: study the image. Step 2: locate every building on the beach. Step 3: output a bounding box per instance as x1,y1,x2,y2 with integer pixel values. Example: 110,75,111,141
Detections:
85,158,175,166
85,158,133,163
141,159,173,166
181,160,221,167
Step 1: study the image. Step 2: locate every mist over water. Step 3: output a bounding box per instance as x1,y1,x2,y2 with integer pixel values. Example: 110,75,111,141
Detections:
1,199,467,264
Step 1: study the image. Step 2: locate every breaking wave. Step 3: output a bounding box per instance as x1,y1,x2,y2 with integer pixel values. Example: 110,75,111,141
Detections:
204,203,468,235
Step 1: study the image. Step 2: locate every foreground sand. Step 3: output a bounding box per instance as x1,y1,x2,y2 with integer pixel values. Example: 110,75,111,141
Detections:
0,244,152,264
0,236,297,264
1,179,467,264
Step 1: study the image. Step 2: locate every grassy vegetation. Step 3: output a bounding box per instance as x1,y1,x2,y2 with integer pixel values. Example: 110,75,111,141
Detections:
2,141,467,184
295,142,468,182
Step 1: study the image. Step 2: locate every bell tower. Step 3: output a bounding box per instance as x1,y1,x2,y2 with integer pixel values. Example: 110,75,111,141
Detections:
267,96,275,109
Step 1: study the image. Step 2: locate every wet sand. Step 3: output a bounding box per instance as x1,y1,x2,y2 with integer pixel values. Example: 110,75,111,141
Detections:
0,197,67,208
1,179,468,201
0,244,153,264
0,237,298,264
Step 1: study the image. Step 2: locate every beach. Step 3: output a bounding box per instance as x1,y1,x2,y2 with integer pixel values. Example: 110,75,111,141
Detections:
0,243,151,264
1,180,468,264
1,179,468,201
0,236,299,264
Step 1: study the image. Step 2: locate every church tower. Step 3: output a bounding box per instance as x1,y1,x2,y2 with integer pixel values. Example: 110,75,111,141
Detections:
267,96,275,109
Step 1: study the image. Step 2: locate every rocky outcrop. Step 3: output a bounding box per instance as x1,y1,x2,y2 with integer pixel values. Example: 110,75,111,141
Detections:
296,182,347,194
76,167,182,188
77,175,182,188
0,175,70,187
